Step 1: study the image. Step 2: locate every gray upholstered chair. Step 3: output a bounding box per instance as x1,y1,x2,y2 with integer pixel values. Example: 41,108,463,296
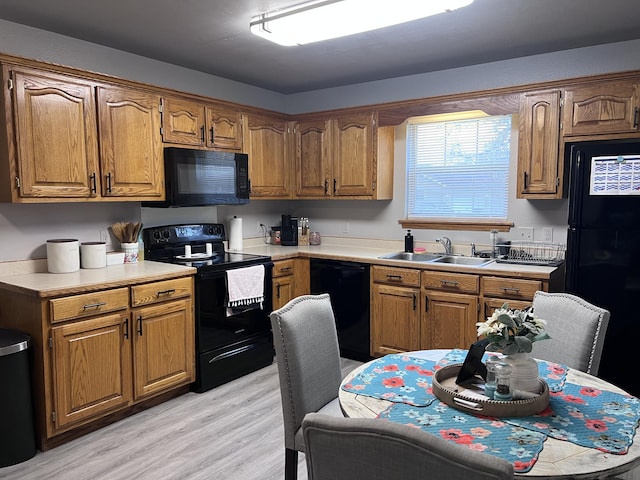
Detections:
532,291,610,375
302,413,514,480
270,293,344,480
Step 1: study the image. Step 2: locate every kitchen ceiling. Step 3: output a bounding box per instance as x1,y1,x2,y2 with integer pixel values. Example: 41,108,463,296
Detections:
1,0,640,94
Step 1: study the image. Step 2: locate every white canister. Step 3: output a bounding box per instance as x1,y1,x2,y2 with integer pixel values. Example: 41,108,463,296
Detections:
46,239,80,273
121,242,139,264
80,242,107,269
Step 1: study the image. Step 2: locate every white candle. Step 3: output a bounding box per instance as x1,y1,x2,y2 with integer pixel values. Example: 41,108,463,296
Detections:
184,245,192,257
206,243,213,256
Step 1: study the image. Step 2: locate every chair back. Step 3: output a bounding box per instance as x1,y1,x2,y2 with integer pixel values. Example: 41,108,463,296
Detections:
532,291,610,375
302,413,514,480
270,294,342,450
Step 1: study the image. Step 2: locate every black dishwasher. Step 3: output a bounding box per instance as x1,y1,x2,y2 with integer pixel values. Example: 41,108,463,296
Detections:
310,258,371,361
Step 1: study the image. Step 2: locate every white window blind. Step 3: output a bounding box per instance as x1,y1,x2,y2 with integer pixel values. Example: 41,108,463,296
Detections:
406,115,512,220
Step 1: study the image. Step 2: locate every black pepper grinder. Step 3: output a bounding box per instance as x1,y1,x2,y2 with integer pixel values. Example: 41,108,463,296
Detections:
404,229,414,253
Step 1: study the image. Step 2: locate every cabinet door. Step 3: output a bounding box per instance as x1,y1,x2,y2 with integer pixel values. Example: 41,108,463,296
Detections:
132,298,194,399
97,85,164,198
295,119,332,197
243,114,292,198
422,291,478,350
333,113,374,196
161,96,206,146
51,312,132,429
273,274,294,311
206,104,243,150
563,81,640,136
518,90,561,198
372,283,420,356
10,68,99,198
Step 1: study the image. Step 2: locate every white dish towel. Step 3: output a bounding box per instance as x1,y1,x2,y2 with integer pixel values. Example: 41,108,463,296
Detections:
225,264,265,309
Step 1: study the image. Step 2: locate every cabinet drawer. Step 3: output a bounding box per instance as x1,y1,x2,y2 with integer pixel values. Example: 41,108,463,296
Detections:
131,277,193,307
422,271,479,294
273,259,295,278
482,276,541,300
50,288,129,324
372,266,420,287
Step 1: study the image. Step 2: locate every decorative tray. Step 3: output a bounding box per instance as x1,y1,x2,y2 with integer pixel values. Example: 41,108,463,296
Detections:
432,364,549,417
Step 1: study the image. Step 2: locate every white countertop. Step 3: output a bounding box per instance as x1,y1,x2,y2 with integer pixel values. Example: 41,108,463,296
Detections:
0,261,196,298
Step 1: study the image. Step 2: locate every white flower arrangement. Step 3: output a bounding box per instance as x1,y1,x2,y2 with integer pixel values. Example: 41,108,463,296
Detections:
476,303,550,355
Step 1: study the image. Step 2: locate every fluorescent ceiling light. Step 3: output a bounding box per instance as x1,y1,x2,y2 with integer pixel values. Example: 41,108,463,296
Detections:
250,0,474,46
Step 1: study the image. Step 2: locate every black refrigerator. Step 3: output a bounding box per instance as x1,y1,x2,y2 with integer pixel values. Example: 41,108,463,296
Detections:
566,139,640,397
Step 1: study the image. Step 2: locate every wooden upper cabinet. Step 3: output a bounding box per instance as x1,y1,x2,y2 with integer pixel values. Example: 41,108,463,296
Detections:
97,85,164,198
7,67,100,199
243,113,293,198
517,90,562,199
162,97,243,151
333,113,374,196
292,112,394,200
161,96,206,146
563,80,640,136
206,104,243,151
295,118,332,197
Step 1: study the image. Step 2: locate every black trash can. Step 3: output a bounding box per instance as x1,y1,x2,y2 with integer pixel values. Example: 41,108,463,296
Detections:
0,328,36,467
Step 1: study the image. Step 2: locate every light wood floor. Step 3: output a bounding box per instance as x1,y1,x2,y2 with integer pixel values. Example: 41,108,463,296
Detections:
0,358,362,480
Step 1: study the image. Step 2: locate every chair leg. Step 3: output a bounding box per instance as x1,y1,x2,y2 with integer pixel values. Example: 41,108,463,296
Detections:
285,448,298,480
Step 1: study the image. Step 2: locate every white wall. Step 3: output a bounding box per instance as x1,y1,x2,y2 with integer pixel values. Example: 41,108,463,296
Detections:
1,19,638,261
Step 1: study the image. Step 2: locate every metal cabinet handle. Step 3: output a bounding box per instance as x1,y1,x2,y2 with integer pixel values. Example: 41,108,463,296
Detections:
440,279,460,287
279,266,292,272
333,178,337,194
386,274,402,281
276,283,281,299
90,173,97,194
324,179,329,195
106,172,112,193
424,295,429,312
523,171,528,191
500,287,521,293
137,315,143,336
123,317,129,339
83,302,106,310
157,289,176,296
200,126,205,143
412,293,416,311
209,126,215,143
634,107,639,129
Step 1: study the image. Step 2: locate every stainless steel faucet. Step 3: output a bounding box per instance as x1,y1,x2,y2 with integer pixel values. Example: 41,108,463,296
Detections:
436,236,452,255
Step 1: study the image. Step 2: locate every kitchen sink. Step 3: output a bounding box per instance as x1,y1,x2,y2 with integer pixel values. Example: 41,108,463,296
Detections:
430,255,494,266
379,252,443,262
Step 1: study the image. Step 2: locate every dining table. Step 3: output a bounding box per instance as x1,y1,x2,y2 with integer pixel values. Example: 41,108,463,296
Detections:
339,349,640,479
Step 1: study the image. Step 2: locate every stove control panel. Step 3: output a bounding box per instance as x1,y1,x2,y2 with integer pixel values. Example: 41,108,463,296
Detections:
143,223,226,247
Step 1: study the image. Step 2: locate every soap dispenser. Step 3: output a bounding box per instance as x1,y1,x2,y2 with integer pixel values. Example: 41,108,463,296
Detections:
404,230,414,253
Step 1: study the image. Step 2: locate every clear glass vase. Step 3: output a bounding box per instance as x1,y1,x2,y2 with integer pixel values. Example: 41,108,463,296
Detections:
502,352,540,393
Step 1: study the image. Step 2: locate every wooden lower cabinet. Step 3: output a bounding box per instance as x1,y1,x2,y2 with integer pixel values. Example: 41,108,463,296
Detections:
0,274,195,450
371,265,557,357
51,312,132,429
272,258,310,311
422,290,478,350
132,298,194,399
371,283,420,356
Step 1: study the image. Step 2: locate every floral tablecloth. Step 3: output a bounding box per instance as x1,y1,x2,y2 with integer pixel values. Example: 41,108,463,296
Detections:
341,350,640,473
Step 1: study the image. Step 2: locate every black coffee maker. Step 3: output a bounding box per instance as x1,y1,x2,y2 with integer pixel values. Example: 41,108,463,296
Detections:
280,214,298,246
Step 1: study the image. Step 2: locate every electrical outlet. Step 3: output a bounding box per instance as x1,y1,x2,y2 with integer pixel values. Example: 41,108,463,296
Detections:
100,229,111,246
515,227,534,240
342,222,350,234
542,227,553,242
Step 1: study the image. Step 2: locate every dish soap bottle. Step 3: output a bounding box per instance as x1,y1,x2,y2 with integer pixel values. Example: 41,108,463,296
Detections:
404,230,414,253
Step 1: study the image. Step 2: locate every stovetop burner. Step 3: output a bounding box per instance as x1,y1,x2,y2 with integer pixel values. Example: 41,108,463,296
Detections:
143,223,271,271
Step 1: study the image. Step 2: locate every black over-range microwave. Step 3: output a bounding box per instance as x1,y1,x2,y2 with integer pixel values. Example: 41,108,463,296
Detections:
144,147,250,207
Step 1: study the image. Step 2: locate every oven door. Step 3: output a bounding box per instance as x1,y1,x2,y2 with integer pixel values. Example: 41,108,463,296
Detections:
195,262,273,352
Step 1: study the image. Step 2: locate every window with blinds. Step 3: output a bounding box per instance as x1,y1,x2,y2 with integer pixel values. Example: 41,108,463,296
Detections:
406,114,512,220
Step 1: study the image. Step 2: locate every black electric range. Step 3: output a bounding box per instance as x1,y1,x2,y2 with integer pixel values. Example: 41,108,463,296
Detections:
143,224,274,392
